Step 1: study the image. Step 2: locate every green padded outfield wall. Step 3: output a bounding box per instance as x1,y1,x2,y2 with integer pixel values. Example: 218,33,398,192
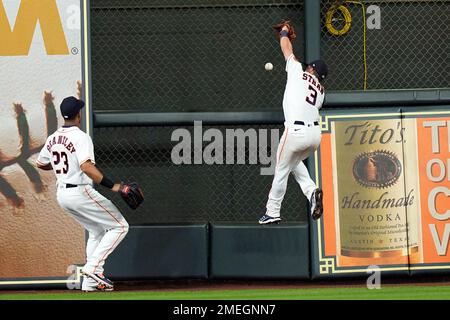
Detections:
106,225,209,279
210,223,310,279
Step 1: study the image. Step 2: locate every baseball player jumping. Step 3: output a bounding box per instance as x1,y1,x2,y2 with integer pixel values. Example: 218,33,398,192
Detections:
36,97,133,292
259,21,328,225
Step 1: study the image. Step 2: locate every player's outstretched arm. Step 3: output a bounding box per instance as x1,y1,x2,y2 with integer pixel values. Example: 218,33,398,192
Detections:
280,25,294,61
80,160,121,192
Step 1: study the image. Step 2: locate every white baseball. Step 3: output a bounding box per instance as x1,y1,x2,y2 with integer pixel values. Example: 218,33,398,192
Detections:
265,62,273,71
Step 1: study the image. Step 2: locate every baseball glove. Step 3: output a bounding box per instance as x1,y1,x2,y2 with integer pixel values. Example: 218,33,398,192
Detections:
120,182,144,210
272,20,297,41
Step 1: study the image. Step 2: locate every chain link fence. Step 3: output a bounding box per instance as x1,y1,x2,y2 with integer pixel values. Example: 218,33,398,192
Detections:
90,1,308,224
90,0,304,112
94,125,308,224
89,0,449,224
321,0,450,91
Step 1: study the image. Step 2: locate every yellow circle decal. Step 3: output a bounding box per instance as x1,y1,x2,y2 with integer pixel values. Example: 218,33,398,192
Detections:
325,5,352,36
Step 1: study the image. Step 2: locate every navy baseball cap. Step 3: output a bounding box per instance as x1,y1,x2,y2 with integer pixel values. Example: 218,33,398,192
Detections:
60,96,85,119
309,60,328,81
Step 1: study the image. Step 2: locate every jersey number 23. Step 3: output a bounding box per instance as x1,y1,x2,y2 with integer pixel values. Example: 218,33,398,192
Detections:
52,151,69,174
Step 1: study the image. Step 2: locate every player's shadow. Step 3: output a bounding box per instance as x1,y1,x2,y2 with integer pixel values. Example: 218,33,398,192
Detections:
0,97,58,213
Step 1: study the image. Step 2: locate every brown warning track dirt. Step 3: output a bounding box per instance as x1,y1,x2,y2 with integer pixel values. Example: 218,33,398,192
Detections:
2,276,450,295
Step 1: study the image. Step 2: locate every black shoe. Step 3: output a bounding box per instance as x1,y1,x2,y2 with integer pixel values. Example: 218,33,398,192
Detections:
258,214,282,225
310,188,323,220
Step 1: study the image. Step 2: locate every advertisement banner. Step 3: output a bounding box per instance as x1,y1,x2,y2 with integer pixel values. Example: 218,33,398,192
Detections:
0,0,90,284
314,110,450,275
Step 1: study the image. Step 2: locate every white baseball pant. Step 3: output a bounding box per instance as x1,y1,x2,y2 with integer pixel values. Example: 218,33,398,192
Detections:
57,184,129,275
266,124,322,217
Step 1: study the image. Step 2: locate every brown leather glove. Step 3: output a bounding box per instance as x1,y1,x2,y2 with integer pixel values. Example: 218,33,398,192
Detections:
272,20,297,41
120,182,144,210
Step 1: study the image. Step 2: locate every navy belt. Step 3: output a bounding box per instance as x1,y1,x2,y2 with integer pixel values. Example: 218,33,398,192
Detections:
66,184,78,188
294,121,319,126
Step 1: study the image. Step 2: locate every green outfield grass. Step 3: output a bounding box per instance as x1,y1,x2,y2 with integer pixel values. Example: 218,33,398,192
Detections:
1,285,450,300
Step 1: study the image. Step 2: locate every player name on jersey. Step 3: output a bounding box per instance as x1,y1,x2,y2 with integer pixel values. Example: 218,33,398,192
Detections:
302,72,324,95
46,135,76,153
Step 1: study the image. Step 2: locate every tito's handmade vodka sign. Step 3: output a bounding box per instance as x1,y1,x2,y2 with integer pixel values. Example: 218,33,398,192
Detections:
331,119,422,267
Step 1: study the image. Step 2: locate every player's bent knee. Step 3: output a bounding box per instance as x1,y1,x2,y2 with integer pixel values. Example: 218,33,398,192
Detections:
121,220,129,235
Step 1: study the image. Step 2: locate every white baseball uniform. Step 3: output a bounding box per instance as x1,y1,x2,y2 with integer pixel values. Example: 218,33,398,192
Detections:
36,126,128,276
265,54,325,217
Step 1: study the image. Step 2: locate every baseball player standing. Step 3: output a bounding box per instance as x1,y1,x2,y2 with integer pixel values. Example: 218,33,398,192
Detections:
259,22,328,224
36,97,129,292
